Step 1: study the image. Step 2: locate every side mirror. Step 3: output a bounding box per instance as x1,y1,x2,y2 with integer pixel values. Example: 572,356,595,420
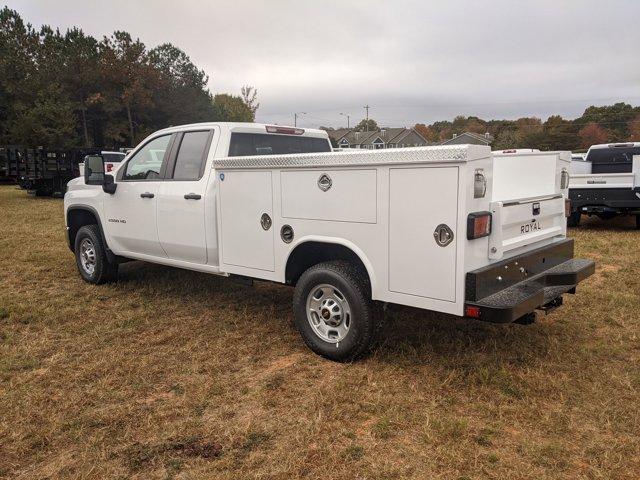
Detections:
84,154,117,194
84,155,104,185
103,174,117,194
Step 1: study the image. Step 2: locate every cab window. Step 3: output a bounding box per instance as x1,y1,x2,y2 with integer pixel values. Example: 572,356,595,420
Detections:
171,131,212,180
228,133,331,156
122,135,171,181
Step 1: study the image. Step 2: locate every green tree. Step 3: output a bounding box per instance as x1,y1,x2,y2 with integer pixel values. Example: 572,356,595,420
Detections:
240,85,259,120
577,103,637,142
99,31,158,145
60,28,101,146
0,7,253,149
464,117,486,134
0,7,39,143
628,114,640,142
8,84,76,148
493,129,522,150
515,117,542,135
534,115,578,151
148,43,215,126
354,118,378,132
212,94,253,122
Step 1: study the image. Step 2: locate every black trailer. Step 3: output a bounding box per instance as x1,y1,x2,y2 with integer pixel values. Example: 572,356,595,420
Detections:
1,146,102,196
0,145,22,184
0,147,8,183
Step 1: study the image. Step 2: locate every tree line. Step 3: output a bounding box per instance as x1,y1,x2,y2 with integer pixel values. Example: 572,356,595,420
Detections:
324,103,639,151
413,102,640,151
2,7,638,153
0,7,258,150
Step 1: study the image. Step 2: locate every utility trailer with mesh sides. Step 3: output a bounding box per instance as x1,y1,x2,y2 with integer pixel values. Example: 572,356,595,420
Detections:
0,146,105,196
567,142,640,228
0,147,8,183
0,146,23,185
64,122,594,361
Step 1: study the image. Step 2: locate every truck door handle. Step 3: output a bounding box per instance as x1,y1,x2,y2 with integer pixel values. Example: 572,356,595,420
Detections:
184,193,201,200
140,192,154,198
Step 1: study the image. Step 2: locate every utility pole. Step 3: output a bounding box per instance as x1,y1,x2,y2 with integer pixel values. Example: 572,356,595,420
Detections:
339,112,350,129
363,105,370,132
294,112,307,127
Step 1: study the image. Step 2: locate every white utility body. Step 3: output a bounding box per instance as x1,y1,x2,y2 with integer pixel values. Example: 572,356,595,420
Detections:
64,123,594,361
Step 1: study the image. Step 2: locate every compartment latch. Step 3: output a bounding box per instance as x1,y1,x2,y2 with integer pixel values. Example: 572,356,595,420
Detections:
433,223,454,247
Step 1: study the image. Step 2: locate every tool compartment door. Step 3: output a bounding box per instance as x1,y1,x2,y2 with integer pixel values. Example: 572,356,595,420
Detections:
219,170,275,271
388,166,459,302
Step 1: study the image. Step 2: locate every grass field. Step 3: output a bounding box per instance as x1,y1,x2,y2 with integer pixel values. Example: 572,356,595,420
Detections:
0,184,639,479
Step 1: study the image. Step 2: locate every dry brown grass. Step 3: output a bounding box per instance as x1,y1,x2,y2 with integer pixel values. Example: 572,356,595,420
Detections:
0,184,639,479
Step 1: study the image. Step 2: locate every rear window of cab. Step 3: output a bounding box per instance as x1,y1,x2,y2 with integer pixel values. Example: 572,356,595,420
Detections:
228,133,331,156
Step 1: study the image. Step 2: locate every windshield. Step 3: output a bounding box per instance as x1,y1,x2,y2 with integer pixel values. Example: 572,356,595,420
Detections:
228,133,331,156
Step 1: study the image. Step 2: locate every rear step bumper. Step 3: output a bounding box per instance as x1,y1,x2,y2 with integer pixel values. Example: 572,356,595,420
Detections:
569,187,640,211
465,239,595,323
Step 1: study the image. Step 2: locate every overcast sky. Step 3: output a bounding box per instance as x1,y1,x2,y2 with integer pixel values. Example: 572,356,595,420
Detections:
11,0,640,128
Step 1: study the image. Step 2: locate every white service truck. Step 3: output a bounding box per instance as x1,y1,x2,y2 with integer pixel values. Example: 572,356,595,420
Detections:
568,142,640,228
64,122,594,361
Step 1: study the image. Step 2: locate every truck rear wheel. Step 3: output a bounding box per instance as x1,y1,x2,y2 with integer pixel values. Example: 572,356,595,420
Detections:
567,211,581,227
293,261,378,362
74,225,118,284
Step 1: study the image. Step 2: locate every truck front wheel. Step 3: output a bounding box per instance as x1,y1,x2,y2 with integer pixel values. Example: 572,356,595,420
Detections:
74,225,118,284
293,261,378,362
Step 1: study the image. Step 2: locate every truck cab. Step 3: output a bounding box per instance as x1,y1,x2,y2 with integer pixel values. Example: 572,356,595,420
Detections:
65,123,593,361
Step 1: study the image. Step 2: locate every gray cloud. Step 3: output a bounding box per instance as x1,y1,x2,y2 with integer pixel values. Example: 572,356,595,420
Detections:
13,0,640,127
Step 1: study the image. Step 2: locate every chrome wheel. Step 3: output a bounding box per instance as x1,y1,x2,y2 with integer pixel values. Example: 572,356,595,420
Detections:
306,284,351,343
79,238,97,275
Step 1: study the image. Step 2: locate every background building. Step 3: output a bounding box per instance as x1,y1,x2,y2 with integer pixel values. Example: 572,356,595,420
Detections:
441,131,494,146
327,127,429,149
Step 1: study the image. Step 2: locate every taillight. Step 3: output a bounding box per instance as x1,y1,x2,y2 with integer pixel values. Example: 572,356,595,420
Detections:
266,125,305,135
106,163,113,172
467,211,492,239
465,305,481,318
565,198,571,217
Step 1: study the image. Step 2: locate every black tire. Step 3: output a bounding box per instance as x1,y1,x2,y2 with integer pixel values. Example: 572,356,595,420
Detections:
293,261,378,362
74,224,118,284
636,215,640,230
567,211,581,228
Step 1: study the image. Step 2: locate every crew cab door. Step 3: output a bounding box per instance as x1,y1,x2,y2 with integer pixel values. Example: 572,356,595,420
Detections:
156,129,214,264
104,134,173,257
